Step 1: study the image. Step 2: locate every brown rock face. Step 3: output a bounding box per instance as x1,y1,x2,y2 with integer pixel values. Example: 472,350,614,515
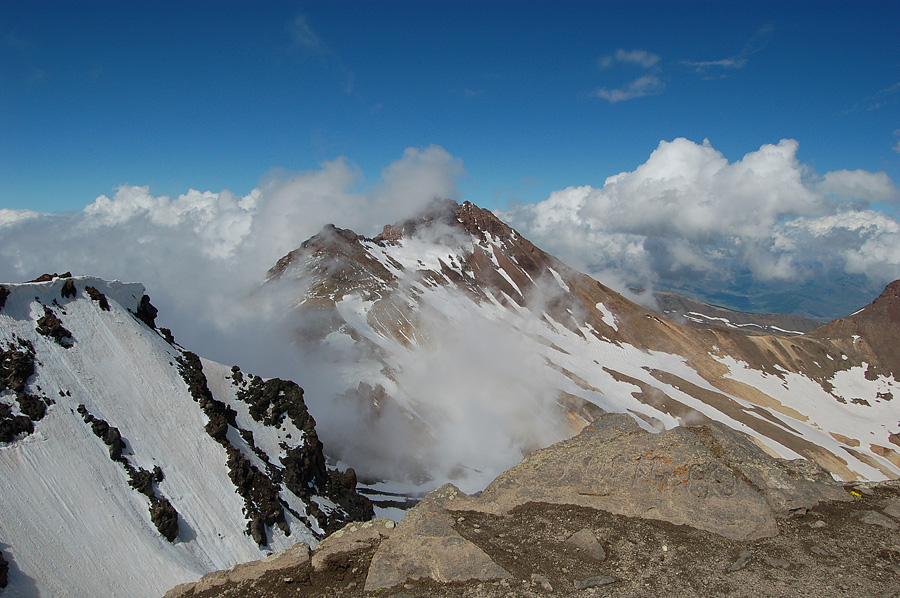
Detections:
472,414,849,541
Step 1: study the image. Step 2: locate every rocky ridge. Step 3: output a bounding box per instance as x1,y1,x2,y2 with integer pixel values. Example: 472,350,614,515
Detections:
0,275,371,597
162,413,900,598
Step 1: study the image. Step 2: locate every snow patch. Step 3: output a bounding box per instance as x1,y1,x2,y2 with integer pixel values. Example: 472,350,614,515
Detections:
595,302,618,331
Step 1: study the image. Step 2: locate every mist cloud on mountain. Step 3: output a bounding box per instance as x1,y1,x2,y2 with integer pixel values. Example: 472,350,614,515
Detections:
1,139,898,487
0,145,462,362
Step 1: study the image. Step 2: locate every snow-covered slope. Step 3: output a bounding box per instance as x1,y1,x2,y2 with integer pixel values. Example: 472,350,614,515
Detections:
0,276,370,598
266,200,900,496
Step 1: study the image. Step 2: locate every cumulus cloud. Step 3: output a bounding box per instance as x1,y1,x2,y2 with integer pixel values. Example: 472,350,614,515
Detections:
0,144,464,356
500,137,900,315
818,169,899,203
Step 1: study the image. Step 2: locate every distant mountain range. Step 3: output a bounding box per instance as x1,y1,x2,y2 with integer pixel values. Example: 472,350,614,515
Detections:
654,271,884,322
653,291,824,336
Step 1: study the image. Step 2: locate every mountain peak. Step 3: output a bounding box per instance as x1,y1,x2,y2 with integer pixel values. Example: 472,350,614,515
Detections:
260,202,900,492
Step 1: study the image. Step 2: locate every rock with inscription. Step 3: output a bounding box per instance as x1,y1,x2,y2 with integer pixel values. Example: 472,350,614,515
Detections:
467,413,849,541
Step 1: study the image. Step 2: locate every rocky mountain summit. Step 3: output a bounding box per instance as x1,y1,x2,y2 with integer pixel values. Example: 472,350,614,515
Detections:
163,413,900,597
265,199,900,490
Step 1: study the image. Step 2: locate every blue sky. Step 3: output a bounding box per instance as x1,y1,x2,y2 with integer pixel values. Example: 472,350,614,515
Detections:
2,1,900,320
2,1,898,213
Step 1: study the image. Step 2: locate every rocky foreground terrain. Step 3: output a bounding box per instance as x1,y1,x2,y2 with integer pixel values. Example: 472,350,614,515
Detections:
165,414,900,598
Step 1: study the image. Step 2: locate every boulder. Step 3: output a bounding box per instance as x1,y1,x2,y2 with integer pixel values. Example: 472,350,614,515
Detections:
311,518,396,571
468,414,849,541
565,527,606,561
364,484,511,591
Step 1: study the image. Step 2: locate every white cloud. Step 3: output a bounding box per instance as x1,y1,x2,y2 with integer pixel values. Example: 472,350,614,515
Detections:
682,23,773,74
288,14,326,55
371,146,466,218
599,49,660,69
594,75,663,103
594,48,663,103
500,137,900,306
0,208,40,228
0,145,465,352
286,12,355,93
818,169,899,203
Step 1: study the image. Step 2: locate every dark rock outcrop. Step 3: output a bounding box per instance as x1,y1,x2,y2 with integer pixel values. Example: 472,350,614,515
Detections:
225,445,286,546
60,278,77,299
0,285,9,311
76,403,180,542
150,496,180,542
27,272,71,283
1,338,45,442
327,467,374,523
134,295,158,328
77,404,125,462
0,403,34,442
85,286,110,311
35,306,73,346
178,351,373,542
0,548,8,588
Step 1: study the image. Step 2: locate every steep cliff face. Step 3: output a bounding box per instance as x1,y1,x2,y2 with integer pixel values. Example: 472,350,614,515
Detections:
0,275,370,598
266,200,900,490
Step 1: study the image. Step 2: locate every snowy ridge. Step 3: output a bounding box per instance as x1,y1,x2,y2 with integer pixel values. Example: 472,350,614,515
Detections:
683,310,804,335
267,201,900,495
0,276,366,598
